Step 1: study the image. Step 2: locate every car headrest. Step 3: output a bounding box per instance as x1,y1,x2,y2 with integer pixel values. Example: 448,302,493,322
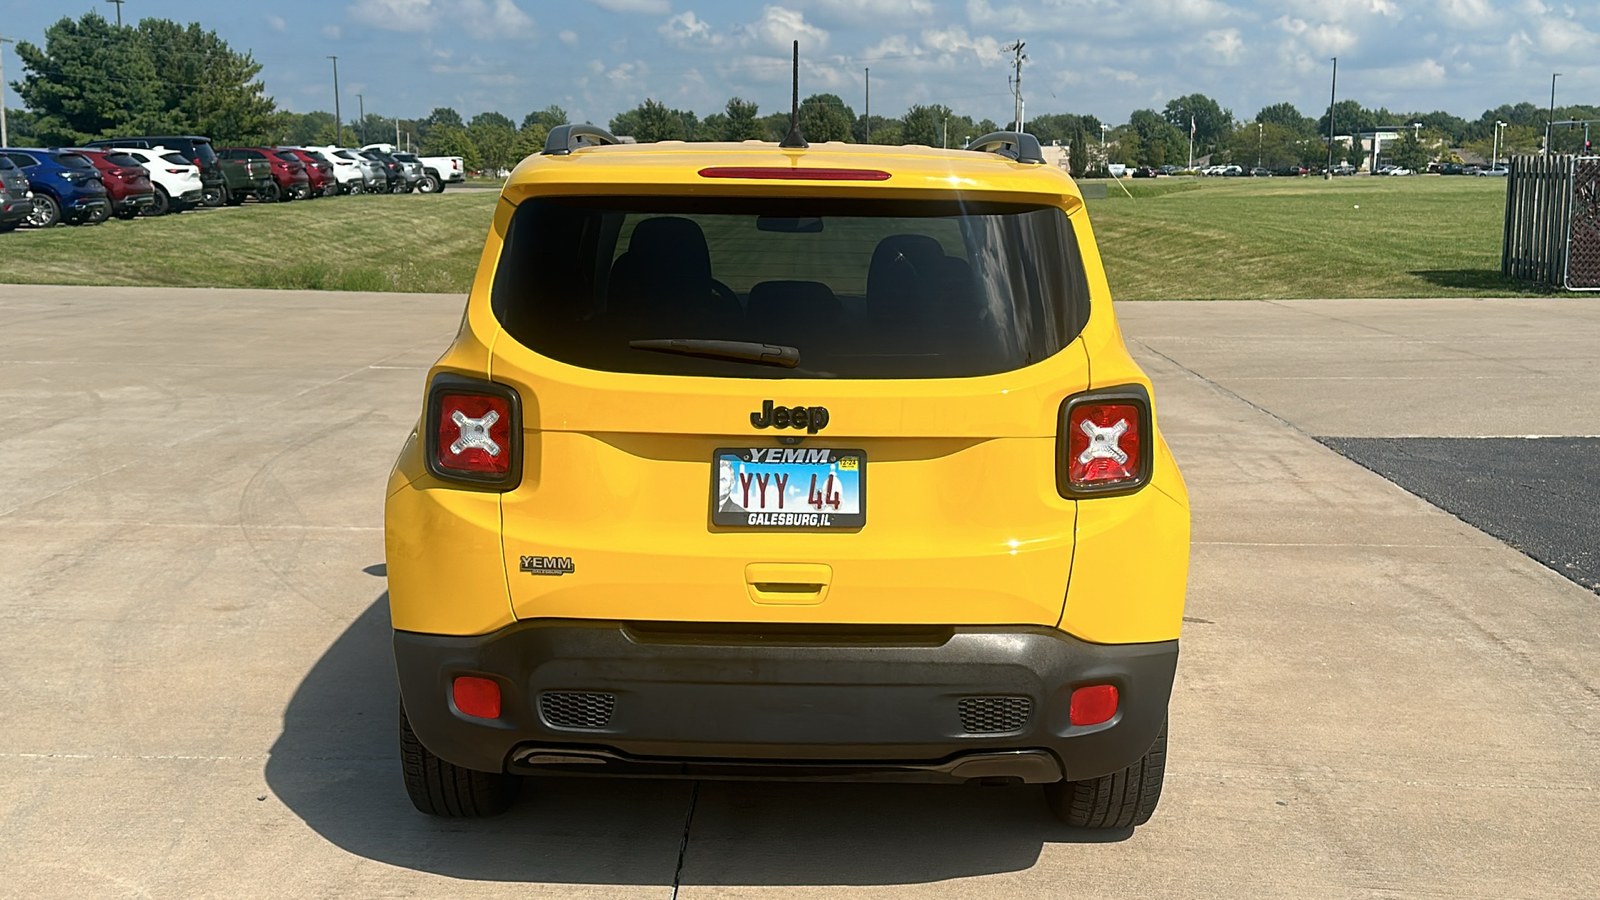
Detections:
866,234,948,318
747,280,843,331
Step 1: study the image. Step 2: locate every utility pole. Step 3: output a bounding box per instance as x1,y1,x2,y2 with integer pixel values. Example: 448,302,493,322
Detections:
106,0,125,27
357,94,365,144
1492,120,1505,166
1005,41,1027,132
1546,73,1561,157
1324,57,1338,179
0,35,12,150
328,56,341,146
1257,121,1263,169
863,68,869,143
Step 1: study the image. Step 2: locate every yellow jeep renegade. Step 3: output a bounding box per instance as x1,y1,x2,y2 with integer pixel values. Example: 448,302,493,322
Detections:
385,123,1190,828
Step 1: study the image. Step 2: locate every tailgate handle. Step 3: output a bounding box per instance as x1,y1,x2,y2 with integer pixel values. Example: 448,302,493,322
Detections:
745,563,832,606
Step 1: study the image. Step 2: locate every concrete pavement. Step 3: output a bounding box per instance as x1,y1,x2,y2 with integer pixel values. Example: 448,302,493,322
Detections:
0,286,1596,898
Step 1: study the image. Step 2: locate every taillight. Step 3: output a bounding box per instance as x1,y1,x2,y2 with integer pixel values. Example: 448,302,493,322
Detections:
1057,387,1152,497
698,166,892,181
1069,684,1119,726
452,676,501,719
165,168,187,174
424,376,522,489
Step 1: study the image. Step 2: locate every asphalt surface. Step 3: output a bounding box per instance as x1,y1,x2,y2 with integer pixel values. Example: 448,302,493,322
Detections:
1321,437,1600,594
2,288,1598,898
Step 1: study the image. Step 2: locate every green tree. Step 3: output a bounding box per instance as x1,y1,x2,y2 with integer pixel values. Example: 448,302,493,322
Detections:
610,99,696,142
522,105,569,131
423,124,481,170
1255,102,1314,136
1318,100,1379,141
13,12,172,144
1029,113,1103,147
1163,94,1231,152
467,112,518,173
799,94,855,142
1388,129,1429,171
138,18,278,144
1129,109,1186,166
703,97,763,141
1068,128,1089,176
901,104,956,148
1109,127,1142,166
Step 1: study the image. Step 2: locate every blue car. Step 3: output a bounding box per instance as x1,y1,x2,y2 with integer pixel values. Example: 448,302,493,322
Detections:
0,148,111,227
0,155,35,232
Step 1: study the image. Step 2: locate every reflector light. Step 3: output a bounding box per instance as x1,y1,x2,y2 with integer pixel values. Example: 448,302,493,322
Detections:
697,166,892,181
1067,403,1143,487
1069,684,1119,726
436,393,512,475
453,676,501,719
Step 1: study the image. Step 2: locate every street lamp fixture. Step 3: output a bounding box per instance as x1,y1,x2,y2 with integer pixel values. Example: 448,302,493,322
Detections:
1493,120,1506,167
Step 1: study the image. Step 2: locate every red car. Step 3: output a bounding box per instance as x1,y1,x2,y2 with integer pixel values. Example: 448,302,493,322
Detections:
72,148,156,219
218,147,311,200
279,148,337,197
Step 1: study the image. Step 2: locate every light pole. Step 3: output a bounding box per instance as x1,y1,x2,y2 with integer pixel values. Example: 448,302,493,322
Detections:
1492,120,1505,166
357,94,365,145
863,68,869,143
1257,121,1263,169
0,35,12,149
328,56,341,146
1101,123,1109,167
1324,57,1338,179
1546,73,1560,157
106,0,124,27
943,115,948,149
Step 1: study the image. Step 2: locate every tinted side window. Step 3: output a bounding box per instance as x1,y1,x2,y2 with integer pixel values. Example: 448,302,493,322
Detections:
6,153,37,167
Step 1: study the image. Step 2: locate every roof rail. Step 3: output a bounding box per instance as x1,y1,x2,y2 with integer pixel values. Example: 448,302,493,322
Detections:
542,124,622,156
964,131,1045,165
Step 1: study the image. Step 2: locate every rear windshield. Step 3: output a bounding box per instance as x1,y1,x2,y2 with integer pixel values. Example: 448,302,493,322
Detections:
104,153,142,166
54,153,96,169
492,196,1091,379
189,142,216,165
162,153,190,166
394,153,419,162
0,157,13,170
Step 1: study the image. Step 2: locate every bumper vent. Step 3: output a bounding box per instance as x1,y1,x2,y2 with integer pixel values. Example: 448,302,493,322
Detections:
958,696,1032,734
539,691,616,730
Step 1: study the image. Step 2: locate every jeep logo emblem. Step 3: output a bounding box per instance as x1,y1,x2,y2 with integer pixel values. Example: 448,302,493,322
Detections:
750,400,829,434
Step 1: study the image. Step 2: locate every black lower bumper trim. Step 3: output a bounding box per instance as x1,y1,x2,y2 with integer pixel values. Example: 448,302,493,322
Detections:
394,620,1178,783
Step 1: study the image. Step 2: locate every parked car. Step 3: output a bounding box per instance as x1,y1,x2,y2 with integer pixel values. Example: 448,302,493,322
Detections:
362,145,423,191
1156,164,1180,176
279,148,336,197
1130,166,1158,178
1328,162,1356,176
308,146,376,194
364,142,464,193
219,147,311,200
72,149,157,219
1,148,111,226
0,155,36,232
103,146,204,216
218,153,279,203
1218,164,1244,176
1438,163,1465,175
83,135,225,206
1275,165,1308,176
385,127,1190,829
1248,166,1272,177
1476,165,1509,177
361,147,413,193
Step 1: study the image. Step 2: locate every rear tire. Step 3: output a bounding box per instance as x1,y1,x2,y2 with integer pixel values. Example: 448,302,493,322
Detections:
1044,718,1167,829
27,195,61,228
224,186,244,207
143,186,171,217
202,185,224,207
419,173,442,193
85,205,111,225
400,706,520,817
258,182,281,204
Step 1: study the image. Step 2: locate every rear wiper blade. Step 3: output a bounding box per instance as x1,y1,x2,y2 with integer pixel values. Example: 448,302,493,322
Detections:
629,339,799,368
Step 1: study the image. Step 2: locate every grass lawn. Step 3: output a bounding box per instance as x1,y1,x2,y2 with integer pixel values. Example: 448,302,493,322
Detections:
1085,175,1527,300
0,174,1534,299
0,192,497,293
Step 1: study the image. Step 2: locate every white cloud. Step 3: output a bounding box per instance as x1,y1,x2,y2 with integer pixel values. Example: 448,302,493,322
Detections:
584,0,671,12
266,14,288,32
660,11,725,47
1203,28,1244,64
559,29,579,45
322,24,343,39
347,0,534,37
804,0,933,25
746,6,829,52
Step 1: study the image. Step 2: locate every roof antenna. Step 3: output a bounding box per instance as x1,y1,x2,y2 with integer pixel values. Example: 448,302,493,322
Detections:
779,40,808,149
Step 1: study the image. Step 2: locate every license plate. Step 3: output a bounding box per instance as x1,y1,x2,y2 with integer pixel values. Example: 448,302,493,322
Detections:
713,448,865,529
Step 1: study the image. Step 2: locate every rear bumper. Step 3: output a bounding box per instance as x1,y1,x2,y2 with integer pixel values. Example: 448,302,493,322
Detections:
0,199,33,223
115,194,155,212
395,620,1177,783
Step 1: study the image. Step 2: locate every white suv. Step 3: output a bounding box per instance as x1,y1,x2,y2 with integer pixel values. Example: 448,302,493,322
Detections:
308,146,379,194
105,146,204,216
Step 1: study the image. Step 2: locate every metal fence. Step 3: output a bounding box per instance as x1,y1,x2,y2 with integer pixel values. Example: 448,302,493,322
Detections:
1502,154,1600,291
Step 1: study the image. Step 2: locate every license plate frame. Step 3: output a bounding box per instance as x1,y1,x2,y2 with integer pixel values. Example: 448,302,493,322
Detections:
712,447,866,529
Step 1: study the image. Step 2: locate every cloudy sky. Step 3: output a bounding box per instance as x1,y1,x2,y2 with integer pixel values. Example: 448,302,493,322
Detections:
2,0,1596,126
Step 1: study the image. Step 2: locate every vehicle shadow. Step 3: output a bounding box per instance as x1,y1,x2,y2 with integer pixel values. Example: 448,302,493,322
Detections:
1408,269,1546,293
265,594,1126,886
